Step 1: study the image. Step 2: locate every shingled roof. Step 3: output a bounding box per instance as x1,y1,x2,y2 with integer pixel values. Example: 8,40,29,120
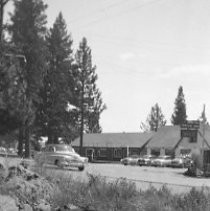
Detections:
147,126,180,149
147,124,210,149
72,132,154,148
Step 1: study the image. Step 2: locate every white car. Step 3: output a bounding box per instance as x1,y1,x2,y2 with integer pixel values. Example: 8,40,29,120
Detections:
138,155,156,166
0,147,6,154
120,155,141,165
151,155,172,167
35,144,88,171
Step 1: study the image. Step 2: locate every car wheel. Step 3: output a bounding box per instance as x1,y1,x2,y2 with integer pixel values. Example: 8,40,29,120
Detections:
78,166,84,171
55,160,64,168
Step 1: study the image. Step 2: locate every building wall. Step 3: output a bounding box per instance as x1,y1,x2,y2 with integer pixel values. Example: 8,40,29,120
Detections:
73,146,145,161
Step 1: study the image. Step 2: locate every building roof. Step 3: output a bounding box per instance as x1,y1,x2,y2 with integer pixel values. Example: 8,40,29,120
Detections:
147,126,181,149
147,124,210,149
72,132,154,148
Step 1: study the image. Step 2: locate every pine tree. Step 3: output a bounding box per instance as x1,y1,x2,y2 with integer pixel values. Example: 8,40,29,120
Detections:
171,86,187,125
0,0,10,44
141,103,166,132
199,104,208,124
37,12,74,143
0,1,25,141
0,56,22,135
9,0,47,157
74,37,106,153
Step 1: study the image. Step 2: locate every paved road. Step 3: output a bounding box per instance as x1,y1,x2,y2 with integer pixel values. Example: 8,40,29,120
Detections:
40,163,210,194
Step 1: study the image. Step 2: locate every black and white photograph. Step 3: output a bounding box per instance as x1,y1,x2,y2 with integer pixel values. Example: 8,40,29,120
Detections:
1,0,210,210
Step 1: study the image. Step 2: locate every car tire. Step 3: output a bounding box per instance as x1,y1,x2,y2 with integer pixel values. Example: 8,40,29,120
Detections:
55,160,63,168
78,166,84,171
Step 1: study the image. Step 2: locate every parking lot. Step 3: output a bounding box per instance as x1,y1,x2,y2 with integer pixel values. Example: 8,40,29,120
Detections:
43,163,210,194
2,156,210,194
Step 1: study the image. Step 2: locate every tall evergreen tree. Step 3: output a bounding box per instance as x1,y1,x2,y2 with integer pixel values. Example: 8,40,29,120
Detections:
0,0,10,44
171,86,187,125
9,0,47,157
199,104,208,124
37,12,74,143
0,56,22,136
74,37,106,154
0,0,25,141
140,103,166,132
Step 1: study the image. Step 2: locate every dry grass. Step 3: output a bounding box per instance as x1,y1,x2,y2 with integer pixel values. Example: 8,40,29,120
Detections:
2,157,210,211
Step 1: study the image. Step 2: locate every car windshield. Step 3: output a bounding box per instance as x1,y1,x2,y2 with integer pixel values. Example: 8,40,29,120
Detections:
159,156,171,160
55,145,75,153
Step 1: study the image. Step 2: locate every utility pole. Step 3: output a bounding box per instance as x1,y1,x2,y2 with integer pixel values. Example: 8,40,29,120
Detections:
79,74,84,156
202,104,206,175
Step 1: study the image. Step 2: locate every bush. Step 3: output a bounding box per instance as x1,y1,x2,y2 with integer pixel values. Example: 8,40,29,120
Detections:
52,173,140,211
2,158,210,211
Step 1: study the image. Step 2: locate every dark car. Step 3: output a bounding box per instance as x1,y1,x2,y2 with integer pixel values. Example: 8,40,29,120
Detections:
138,155,156,166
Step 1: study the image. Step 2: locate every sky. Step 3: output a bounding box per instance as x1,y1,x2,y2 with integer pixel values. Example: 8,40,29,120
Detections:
5,0,210,132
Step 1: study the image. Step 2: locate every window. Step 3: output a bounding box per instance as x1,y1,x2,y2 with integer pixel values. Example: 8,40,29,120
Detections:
189,137,197,143
151,149,160,156
114,148,122,158
180,149,191,155
86,149,94,156
98,148,107,157
129,149,139,155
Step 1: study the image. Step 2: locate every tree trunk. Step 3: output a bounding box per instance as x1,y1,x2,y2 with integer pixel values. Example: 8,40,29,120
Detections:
79,80,84,156
25,125,30,158
18,125,24,157
0,1,4,44
47,123,53,144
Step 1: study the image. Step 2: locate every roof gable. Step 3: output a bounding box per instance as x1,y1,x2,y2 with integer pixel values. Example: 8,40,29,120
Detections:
148,124,210,149
147,126,180,149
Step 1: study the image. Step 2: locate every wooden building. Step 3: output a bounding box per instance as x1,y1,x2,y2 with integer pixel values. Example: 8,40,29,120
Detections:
147,124,210,157
72,132,154,161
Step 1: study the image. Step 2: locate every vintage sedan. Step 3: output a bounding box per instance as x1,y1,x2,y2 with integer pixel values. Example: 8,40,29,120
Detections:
170,156,192,168
138,155,156,166
170,156,185,168
120,155,141,165
35,144,88,171
151,155,172,167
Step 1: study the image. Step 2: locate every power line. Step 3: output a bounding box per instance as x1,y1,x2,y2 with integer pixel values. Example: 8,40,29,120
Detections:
79,0,164,29
67,0,128,25
92,34,210,52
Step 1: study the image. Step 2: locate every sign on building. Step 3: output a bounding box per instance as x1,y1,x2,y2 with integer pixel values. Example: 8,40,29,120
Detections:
180,120,200,142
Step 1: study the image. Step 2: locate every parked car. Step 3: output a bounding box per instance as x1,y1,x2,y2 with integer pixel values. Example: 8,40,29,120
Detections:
0,147,6,154
35,144,88,171
151,155,172,167
138,155,156,166
170,156,185,168
7,148,17,155
120,155,141,165
171,155,193,168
